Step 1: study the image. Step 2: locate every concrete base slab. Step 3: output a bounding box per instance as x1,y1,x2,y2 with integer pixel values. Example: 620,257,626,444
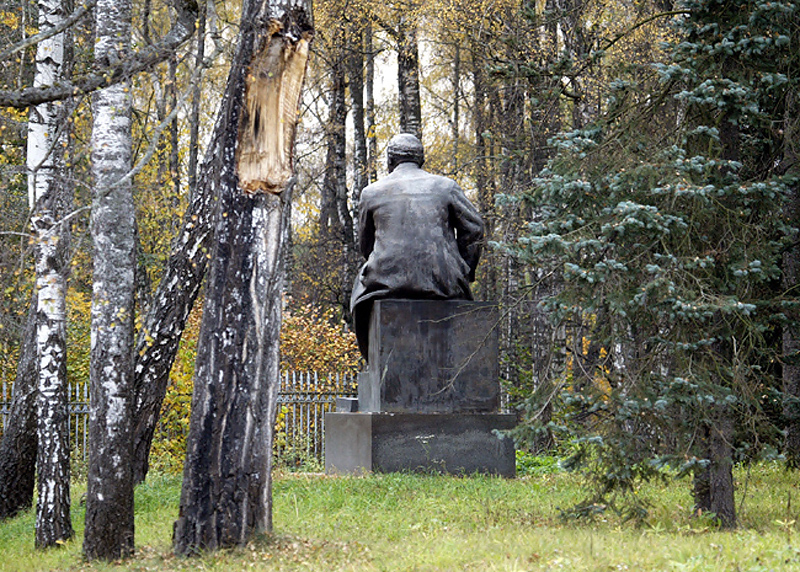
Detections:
324,412,516,477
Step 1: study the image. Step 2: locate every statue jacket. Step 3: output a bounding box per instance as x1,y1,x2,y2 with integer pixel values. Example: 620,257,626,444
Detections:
351,162,484,314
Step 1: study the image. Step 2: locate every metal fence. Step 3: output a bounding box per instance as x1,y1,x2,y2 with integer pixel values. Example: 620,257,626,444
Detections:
275,371,357,464
0,371,357,464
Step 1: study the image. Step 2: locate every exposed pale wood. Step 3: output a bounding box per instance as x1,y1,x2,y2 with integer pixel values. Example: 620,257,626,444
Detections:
236,22,310,194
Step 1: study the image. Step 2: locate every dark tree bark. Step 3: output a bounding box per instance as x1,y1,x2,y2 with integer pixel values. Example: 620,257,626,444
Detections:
364,22,377,184
318,32,356,320
784,193,800,467
348,23,368,212
783,86,800,468
168,54,180,203
319,42,348,238
707,405,736,528
692,325,737,529
693,402,736,529
130,158,215,484
186,0,207,195
173,0,312,554
471,46,498,300
83,0,136,560
0,295,38,521
396,18,422,140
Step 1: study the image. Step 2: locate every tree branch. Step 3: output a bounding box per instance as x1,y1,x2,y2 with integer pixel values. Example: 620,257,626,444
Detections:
0,0,199,108
0,0,97,62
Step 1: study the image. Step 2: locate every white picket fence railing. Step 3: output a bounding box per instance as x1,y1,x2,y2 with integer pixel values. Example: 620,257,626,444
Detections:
0,371,358,464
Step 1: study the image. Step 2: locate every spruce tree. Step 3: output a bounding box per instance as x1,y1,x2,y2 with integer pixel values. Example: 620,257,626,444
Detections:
505,0,798,527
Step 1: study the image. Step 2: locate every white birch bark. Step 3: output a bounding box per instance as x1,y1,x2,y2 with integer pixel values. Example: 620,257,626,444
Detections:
27,0,74,548
83,0,136,560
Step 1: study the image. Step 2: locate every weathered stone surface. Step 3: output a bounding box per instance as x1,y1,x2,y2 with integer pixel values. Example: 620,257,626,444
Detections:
360,299,500,413
335,397,359,412
325,412,516,477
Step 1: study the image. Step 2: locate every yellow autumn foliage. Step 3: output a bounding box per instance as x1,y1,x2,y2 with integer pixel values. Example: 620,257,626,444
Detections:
280,298,361,375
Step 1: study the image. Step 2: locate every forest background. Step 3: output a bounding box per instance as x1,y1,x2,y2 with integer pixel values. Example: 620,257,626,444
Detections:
0,0,798,545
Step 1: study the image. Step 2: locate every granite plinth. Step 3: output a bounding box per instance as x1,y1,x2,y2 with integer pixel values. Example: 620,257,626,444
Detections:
361,299,500,413
324,412,516,477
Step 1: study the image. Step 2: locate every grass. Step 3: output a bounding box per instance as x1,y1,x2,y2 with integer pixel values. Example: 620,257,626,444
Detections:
1,462,799,571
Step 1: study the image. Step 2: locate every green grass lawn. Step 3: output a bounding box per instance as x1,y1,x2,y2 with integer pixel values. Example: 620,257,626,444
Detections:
1,463,799,571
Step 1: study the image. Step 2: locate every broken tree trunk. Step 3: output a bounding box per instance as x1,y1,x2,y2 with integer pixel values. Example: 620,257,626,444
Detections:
173,0,312,555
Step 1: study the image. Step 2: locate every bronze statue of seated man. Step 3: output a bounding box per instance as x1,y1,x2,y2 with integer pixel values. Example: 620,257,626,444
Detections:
351,133,484,359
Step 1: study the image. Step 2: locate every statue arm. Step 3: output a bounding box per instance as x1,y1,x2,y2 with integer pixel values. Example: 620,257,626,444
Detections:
358,194,375,259
449,183,484,281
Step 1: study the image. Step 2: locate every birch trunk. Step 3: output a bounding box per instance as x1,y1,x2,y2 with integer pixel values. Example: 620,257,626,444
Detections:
27,0,74,547
83,0,136,560
130,0,213,483
131,115,216,485
173,0,312,554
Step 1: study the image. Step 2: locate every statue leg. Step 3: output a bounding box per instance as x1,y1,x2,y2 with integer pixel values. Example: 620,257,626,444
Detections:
353,299,373,362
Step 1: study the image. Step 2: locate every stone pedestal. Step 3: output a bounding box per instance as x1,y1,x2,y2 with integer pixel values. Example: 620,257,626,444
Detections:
360,300,500,413
325,299,515,477
325,412,516,476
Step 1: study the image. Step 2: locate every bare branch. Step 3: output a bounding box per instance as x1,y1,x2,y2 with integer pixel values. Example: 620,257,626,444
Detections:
0,0,97,62
0,0,199,109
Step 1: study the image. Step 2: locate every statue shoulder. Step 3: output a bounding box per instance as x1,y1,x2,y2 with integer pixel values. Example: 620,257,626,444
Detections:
416,170,458,190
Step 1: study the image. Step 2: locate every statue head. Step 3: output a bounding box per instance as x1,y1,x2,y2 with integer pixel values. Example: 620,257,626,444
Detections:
387,133,424,173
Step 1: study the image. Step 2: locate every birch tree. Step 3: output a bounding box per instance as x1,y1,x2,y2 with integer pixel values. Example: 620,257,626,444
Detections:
0,0,199,514
173,0,313,554
83,0,136,559
27,0,74,548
